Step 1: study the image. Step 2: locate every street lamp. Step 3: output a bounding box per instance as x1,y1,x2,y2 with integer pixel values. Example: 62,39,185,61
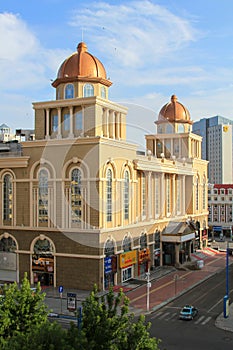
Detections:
145,269,151,312
224,241,229,318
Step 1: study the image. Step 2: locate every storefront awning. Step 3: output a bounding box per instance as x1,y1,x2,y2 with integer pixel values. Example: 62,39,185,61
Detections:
162,221,195,243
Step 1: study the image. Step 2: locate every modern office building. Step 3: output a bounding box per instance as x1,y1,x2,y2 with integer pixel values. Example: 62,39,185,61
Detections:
0,42,208,291
192,116,233,184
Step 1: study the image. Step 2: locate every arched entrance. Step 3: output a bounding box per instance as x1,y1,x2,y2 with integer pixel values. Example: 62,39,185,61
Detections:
0,234,17,282
32,237,54,287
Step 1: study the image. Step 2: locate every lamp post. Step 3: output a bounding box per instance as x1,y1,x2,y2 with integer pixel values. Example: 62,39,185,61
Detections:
224,241,229,318
145,269,151,312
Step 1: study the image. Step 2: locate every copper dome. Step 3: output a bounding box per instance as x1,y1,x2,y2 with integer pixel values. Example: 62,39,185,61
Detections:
52,42,112,87
157,95,192,124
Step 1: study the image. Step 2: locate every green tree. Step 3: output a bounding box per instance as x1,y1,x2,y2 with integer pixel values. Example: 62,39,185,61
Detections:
77,284,160,350
0,272,48,343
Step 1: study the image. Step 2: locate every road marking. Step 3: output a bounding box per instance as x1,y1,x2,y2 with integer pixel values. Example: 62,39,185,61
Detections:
158,312,170,319
151,311,162,319
194,315,205,324
202,316,211,325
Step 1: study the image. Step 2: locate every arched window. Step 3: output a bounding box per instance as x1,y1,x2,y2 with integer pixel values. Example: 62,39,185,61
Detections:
178,124,184,133
101,86,106,99
3,174,13,221
142,172,146,217
203,178,206,210
123,235,131,252
0,236,16,252
124,170,129,220
84,83,94,97
196,177,199,211
140,233,147,249
166,124,173,134
38,169,49,223
65,84,74,99
106,169,112,222
71,168,82,223
52,115,58,132
104,239,115,256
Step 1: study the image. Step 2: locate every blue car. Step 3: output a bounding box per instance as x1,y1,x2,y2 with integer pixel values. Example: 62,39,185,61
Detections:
179,305,198,320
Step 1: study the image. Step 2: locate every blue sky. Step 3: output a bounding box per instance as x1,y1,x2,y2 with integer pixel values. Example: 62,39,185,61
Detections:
1,0,233,148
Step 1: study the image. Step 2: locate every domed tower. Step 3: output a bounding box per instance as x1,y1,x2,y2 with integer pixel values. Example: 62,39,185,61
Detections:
146,95,202,160
33,42,127,141
156,95,193,134
52,42,112,100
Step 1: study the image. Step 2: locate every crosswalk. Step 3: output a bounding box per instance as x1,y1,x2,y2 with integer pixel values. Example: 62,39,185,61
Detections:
151,310,212,326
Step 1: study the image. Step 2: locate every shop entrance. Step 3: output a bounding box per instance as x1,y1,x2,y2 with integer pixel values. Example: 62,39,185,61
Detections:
32,238,54,287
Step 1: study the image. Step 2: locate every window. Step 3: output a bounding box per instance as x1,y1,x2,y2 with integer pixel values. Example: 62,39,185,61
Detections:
155,174,159,217
0,236,16,252
65,84,74,99
75,111,83,130
203,179,206,210
52,115,58,132
71,169,82,223
124,171,129,220
38,169,48,223
142,173,146,217
101,86,106,99
196,177,199,211
104,239,114,256
123,236,131,252
166,175,171,214
176,177,181,213
84,84,94,97
106,169,112,222
140,233,147,249
63,113,70,131
3,174,13,221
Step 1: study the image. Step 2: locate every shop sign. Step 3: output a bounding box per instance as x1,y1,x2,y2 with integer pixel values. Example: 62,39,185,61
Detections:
120,250,137,268
138,248,150,264
104,256,112,274
67,292,76,311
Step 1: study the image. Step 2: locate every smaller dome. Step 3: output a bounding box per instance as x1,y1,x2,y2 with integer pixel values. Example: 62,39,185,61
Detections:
157,95,192,124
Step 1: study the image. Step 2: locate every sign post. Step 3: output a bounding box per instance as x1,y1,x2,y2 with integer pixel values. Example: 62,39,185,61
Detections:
59,286,63,314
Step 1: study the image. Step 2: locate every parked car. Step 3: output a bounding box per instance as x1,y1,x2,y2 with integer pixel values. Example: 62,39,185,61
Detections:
179,305,198,320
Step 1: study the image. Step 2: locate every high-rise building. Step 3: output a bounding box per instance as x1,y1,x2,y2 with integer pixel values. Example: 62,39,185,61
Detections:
192,116,233,184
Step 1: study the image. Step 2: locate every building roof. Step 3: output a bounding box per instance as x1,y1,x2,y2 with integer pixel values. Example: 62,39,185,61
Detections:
52,42,112,88
157,95,193,125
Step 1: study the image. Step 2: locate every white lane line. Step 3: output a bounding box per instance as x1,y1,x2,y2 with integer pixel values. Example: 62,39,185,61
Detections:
202,316,211,325
194,315,205,324
151,311,163,320
158,312,170,319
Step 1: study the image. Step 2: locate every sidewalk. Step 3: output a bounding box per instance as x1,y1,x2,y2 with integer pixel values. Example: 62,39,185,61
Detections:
45,248,233,332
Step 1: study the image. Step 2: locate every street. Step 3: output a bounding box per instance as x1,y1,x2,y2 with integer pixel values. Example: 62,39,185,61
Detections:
147,265,233,350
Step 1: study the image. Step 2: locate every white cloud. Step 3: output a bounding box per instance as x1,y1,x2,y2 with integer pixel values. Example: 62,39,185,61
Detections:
70,0,199,69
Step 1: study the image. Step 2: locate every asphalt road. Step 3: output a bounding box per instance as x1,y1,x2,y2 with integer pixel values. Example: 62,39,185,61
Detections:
147,264,233,350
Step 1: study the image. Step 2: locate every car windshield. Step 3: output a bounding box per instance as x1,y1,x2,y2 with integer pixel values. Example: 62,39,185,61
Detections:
182,308,191,313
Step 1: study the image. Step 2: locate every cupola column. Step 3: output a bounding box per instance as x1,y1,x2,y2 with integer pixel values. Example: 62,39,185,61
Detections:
57,107,62,139
46,108,50,139
115,112,120,139
103,109,109,137
109,110,115,139
69,106,74,138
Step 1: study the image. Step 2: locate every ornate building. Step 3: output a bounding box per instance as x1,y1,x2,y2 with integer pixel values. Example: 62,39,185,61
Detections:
0,42,208,290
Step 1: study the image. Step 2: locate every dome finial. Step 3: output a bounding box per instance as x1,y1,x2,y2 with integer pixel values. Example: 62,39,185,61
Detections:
171,94,177,102
77,42,87,53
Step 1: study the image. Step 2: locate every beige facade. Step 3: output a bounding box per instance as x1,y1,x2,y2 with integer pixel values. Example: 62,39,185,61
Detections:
0,42,208,290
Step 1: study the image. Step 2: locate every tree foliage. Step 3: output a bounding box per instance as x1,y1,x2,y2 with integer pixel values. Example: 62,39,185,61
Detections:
0,272,48,344
0,278,161,349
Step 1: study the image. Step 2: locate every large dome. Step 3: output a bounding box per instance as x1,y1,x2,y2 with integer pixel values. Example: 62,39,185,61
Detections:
157,95,192,124
52,42,112,87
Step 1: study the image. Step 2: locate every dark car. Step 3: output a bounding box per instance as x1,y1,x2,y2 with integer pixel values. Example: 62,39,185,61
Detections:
179,305,198,320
